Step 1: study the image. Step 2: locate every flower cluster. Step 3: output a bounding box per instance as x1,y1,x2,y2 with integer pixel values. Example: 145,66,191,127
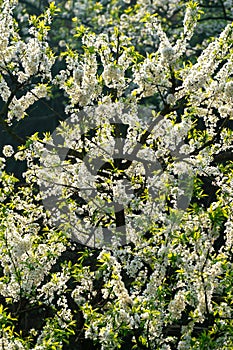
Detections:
0,0,233,349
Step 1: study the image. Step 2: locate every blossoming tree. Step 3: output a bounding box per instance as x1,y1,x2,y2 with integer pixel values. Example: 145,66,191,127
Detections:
1,0,233,349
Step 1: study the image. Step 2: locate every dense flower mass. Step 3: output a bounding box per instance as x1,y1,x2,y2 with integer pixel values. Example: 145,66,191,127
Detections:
0,0,233,349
